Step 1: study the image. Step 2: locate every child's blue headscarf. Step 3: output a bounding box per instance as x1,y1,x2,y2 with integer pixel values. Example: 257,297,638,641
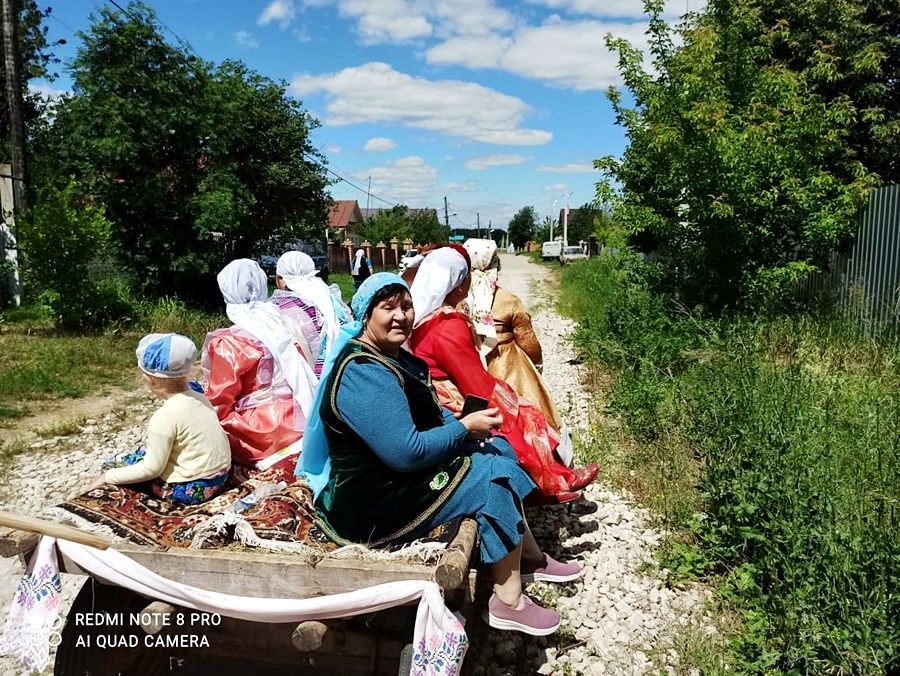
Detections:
297,272,411,499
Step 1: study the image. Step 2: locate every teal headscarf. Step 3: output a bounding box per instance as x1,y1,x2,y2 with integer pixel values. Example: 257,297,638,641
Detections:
297,272,411,498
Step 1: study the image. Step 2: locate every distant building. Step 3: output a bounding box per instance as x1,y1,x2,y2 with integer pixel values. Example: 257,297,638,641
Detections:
328,200,365,244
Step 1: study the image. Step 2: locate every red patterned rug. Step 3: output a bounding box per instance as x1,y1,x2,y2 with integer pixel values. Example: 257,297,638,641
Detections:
55,457,460,552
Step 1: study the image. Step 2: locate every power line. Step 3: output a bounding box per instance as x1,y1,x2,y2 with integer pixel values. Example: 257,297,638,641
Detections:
451,213,477,229
47,12,78,36
324,166,399,207
104,0,200,63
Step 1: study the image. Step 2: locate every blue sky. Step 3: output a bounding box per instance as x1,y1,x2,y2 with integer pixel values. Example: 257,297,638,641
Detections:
34,0,697,231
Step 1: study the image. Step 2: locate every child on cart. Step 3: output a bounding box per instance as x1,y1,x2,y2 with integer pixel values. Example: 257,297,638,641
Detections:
88,333,232,505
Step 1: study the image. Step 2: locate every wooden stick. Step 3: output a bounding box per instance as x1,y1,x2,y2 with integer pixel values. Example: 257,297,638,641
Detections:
0,510,113,550
434,518,478,590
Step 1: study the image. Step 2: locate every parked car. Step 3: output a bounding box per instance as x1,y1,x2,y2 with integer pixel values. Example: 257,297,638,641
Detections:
258,252,329,281
541,241,562,261
398,249,419,272
559,245,588,265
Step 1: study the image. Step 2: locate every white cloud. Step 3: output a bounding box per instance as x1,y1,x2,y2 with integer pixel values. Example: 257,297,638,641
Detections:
29,82,68,103
337,0,433,43
293,26,311,42
314,0,513,44
363,137,398,152
290,62,552,146
426,35,511,68
325,144,342,154
258,0,296,28
426,20,648,90
524,0,704,19
234,30,260,49
356,156,438,202
465,153,528,170
444,181,479,193
537,161,596,173
430,0,516,37
543,182,568,192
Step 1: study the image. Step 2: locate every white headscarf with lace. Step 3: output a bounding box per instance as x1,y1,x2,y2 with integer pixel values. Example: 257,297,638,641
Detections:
276,251,342,360
463,238,500,357
217,259,318,418
410,247,470,328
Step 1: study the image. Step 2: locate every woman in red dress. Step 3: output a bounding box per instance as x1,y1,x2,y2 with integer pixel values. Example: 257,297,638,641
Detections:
407,246,597,499
203,259,319,467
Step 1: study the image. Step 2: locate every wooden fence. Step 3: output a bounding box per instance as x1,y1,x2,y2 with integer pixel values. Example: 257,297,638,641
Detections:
328,238,411,274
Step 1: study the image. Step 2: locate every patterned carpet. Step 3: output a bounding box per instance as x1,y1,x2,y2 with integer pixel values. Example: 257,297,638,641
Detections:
56,456,460,552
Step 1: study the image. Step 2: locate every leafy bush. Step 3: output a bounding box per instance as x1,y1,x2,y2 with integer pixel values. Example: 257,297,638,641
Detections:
597,0,880,310
21,180,137,329
563,254,900,674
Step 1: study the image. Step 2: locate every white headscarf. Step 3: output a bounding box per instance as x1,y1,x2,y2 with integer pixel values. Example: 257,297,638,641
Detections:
351,248,366,275
411,247,470,328
462,238,499,357
276,251,342,359
217,259,318,418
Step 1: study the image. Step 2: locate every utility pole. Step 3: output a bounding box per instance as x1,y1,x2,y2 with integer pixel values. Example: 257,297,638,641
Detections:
476,212,480,238
365,176,372,213
443,196,450,229
563,182,570,246
1,0,25,306
488,219,492,241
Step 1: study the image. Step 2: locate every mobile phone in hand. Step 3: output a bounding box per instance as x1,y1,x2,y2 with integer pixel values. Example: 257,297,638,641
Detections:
460,394,490,417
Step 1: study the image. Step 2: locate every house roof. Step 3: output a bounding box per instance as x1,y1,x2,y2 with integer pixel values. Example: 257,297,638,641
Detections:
328,200,363,229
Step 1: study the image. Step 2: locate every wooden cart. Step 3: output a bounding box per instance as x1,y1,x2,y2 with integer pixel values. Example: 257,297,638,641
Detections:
0,515,479,676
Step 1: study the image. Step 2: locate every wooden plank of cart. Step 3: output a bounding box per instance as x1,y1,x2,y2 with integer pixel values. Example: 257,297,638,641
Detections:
0,512,479,676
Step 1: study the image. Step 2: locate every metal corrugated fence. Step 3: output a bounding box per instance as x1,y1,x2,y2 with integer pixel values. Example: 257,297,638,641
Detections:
800,184,900,336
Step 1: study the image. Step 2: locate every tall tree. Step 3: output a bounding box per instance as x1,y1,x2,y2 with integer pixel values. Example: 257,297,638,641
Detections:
0,0,62,166
33,2,329,302
358,206,448,246
566,203,604,244
507,206,537,249
534,215,557,244
598,0,878,308
751,0,900,183
358,205,413,245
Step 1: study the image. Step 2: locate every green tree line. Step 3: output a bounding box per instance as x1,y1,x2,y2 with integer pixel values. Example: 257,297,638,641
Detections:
598,0,898,311
10,2,333,323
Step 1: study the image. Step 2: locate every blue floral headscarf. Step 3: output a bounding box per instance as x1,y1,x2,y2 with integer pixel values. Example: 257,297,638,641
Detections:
297,272,411,498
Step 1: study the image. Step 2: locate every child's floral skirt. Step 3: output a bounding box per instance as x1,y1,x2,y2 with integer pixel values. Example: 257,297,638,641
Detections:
102,448,230,506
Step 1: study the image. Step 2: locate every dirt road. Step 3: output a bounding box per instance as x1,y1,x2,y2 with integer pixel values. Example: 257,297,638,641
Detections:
1,256,710,675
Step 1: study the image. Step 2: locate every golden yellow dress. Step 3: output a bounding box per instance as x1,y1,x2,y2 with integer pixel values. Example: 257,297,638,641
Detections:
485,287,563,434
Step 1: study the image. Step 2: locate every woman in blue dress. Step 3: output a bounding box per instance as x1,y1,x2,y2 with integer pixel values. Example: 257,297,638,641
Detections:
298,272,581,636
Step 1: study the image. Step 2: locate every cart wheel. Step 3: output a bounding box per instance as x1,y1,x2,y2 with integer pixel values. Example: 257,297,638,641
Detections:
54,580,169,676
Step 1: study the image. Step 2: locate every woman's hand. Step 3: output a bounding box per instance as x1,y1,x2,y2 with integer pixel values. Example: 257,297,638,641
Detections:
460,407,502,442
88,474,108,491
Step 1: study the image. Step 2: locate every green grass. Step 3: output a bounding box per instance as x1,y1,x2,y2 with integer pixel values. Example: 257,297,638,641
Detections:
0,298,223,418
328,272,356,304
560,254,900,675
0,437,28,464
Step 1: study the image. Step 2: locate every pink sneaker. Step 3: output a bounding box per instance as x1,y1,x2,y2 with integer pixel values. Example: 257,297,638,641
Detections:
520,553,582,583
486,593,561,636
